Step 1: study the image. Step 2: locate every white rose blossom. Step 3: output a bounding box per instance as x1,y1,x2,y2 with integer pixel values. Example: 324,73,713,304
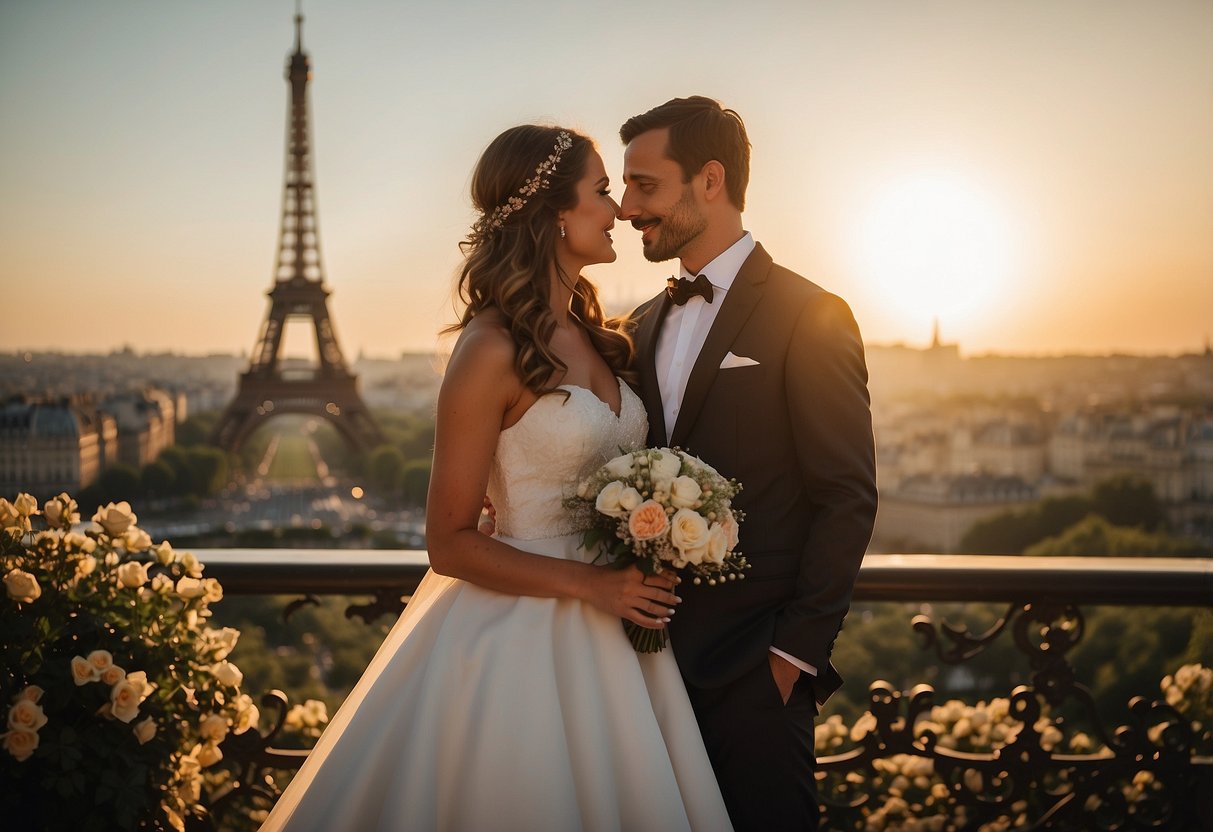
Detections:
2,728,39,761
669,508,710,557
92,501,138,537
132,715,157,745
594,481,627,518
116,561,150,589
603,453,635,480
4,569,41,603
209,660,244,688
669,475,703,509
43,494,80,529
618,486,643,512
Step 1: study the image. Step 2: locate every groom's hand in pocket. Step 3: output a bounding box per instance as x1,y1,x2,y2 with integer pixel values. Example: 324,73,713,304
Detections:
769,652,802,704
584,565,680,629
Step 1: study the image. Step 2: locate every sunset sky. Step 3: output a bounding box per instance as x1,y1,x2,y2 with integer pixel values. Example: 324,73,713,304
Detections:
2,0,1210,358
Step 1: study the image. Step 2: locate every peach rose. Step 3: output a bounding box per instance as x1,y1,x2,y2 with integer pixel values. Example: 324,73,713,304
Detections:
719,511,740,550
627,500,670,542
7,699,47,733
87,649,115,674
706,524,729,565
16,686,43,704
110,679,144,723
101,665,127,686
2,728,38,761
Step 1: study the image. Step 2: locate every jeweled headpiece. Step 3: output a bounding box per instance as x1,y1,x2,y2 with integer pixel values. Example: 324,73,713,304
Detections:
481,130,574,232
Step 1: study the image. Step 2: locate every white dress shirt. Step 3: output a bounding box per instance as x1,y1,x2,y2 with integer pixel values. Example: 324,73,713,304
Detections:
654,232,817,679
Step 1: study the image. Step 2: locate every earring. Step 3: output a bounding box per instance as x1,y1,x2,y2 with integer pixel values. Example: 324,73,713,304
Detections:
559,226,566,239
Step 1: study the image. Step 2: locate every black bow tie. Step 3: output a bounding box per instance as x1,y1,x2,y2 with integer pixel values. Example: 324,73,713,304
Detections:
666,274,715,305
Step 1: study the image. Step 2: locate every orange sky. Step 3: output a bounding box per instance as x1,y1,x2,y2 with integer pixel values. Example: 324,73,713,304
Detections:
1,0,1210,358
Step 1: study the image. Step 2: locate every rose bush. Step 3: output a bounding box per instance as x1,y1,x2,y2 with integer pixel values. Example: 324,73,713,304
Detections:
0,493,257,831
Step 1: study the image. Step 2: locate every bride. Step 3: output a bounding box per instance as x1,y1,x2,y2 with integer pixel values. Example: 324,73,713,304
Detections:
259,125,733,831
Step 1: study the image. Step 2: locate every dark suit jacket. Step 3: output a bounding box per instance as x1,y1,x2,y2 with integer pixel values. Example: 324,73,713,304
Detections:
630,243,878,704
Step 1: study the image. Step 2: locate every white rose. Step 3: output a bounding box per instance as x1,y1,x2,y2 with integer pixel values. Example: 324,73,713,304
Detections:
231,694,260,734
193,741,223,768
668,508,710,556
153,541,175,566
179,551,202,578
4,570,41,603
44,494,80,529
2,728,38,761
209,660,244,688
17,686,43,704
176,576,206,599
669,476,702,509
8,699,48,732
303,699,329,726
203,627,240,661
71,655,99,685
198,713,229,743
0,499,25,532
705,523,729,565
101,665,126,686
122,527,153,552
87,649,115,674
132,715,157,745
594,481,627,518
150,573,173,594
110,679,143,723
603,453,636,480
648,451,682,484
92,501,138,537
74,555,98,580
116,561,150,589
13,493,38,518
618,487,643,512
201,578,224,603
65,533,96,555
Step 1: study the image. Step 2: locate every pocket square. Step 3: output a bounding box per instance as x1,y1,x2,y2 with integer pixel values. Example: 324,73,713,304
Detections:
720,351,760,369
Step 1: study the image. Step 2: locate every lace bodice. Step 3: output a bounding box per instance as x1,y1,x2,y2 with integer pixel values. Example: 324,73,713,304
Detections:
488,378,647,540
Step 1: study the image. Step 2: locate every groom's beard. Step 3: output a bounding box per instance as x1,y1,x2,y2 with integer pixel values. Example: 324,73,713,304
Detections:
638,186,708,263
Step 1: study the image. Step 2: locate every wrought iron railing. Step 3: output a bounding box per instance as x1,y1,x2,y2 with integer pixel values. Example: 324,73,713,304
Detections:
198,552,1213,830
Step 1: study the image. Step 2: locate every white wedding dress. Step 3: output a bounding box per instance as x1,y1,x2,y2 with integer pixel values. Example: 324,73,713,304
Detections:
260,379,733,832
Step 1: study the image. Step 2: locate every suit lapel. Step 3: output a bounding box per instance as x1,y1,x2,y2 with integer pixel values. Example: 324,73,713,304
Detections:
634,292,671,446
669,245,771,449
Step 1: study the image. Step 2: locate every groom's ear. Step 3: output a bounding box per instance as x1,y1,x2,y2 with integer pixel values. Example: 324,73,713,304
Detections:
700,160,727,202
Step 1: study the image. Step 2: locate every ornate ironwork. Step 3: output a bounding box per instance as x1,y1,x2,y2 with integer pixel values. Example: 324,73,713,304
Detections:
190,552,1212,830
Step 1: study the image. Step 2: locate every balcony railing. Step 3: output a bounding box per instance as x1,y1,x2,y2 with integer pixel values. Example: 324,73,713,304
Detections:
198,552,1213,830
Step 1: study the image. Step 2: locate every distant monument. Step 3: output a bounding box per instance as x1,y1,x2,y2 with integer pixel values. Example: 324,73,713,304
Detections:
212,10,383,454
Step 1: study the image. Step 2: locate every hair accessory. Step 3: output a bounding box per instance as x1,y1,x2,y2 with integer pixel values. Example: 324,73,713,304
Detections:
483,131,574,232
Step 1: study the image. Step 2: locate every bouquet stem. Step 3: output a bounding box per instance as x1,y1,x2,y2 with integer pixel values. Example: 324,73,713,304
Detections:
623,621,668,653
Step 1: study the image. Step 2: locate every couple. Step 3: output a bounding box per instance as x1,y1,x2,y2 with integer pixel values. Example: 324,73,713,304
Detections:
261,96,877,832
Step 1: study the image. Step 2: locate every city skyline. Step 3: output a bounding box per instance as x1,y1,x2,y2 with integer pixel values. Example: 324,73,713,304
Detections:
2,1,1211,359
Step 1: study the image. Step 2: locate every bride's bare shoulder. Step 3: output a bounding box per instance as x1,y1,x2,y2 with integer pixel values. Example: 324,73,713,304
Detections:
444,311,519,390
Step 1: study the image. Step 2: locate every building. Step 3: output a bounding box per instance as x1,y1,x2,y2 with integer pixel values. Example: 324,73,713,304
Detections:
0,396,118,498
99,387,177,470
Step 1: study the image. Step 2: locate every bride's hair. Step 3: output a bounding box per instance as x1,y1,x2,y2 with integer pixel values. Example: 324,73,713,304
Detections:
447,125,635,394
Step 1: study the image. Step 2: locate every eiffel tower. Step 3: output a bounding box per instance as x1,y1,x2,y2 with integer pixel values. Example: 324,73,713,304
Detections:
213,10,383,455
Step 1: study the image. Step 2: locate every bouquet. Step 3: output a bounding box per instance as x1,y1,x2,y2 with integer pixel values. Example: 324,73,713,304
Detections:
568,447,748,652
0,493,257,831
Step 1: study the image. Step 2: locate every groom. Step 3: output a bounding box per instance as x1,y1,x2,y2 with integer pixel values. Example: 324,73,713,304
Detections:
619,96,878,831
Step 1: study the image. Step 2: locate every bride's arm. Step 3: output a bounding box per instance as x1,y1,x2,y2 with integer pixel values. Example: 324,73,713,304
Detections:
425,322,678,629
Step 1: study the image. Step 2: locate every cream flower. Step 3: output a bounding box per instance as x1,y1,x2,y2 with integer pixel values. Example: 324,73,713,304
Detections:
179,551,202,578
0,498,26,531
231,693,260,734
618,486,643,512
201,578,224,603
13,492,39,518
153,540,175,566
669,476,702,509
648,450,681,484
209,660,244,688
176,576,206,599
719,512,740,550
43,494,80,529
122,527,153,552
7,698,48,733
132,715,157,745
110,679,144,723
101,665,127,686
198,713,229,743
16,686,43,704
202,627,240,661
4,569,41,603
92,501,138,537
150,573,174,594
2,728,39,761
669,508,710,556
594,481,627,518
705,523,729,565
65,533,96,555
192,741,223,768
71,655,99,685
87,649,115,674
603,453,636,480
116,561,150,589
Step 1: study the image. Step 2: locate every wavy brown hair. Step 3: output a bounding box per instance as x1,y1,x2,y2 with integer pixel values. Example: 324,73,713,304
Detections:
447,125,635,393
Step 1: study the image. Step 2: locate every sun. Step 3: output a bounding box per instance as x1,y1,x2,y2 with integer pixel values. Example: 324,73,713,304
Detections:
848,171,1017,339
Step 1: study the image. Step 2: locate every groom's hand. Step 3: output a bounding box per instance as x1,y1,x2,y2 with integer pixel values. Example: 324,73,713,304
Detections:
769,652,801,704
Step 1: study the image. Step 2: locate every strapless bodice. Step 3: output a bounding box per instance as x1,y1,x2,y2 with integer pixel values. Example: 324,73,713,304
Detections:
487,378,647,540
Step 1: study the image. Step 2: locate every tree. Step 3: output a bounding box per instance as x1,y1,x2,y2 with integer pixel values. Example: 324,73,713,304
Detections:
139,459,177,498
1091,474,1165,531
367,445,405,495
400,459,431,507
1024,514,1208,557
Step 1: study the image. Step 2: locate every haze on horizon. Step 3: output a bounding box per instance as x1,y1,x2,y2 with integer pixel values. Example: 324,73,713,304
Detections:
1,0,1210,360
